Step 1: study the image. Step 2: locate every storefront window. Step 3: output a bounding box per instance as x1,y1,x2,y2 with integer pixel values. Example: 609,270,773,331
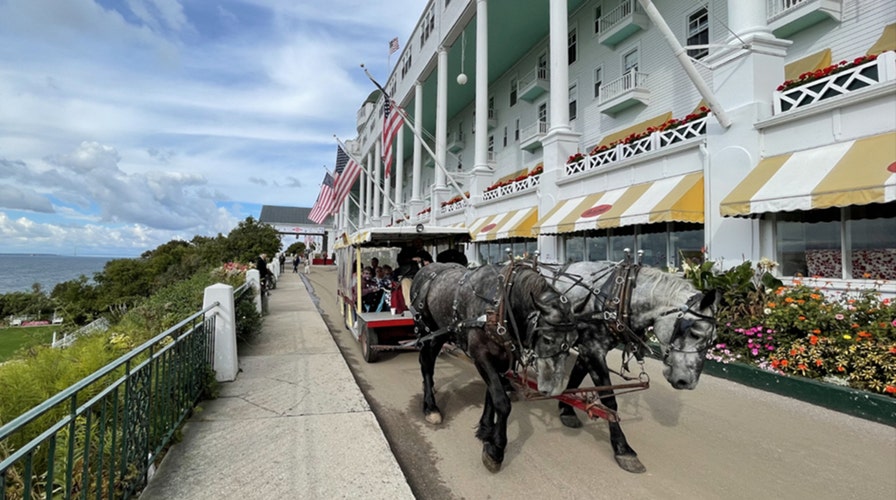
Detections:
670,226,704,268
566,236,584,262
636,227,667,267
586,235,608,261
848,205,896,279
777,218,839,277
609,228,635,261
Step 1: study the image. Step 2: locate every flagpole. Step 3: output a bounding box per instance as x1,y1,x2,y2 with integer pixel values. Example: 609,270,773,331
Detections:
360,64,470,205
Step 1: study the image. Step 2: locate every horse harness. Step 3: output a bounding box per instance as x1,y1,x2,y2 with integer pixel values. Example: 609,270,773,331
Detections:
413,261,571,368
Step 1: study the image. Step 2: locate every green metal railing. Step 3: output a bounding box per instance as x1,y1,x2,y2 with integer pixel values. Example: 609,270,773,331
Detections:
0,303,220,499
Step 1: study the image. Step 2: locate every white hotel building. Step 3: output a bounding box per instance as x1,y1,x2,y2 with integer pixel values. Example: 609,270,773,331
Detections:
334,0,895,290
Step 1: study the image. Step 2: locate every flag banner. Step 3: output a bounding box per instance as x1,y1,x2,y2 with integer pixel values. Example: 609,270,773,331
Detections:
308,173,335,223
332,144,361,212
381,98,404,178
389,37,399,54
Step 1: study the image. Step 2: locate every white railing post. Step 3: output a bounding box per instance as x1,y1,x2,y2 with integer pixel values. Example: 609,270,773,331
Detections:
203,283,238,382
246,269,261,314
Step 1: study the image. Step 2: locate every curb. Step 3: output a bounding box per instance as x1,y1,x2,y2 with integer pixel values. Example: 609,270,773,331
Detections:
702,359,896,426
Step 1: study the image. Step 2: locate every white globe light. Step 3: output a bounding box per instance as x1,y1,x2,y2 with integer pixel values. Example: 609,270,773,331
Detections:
456,73,468,85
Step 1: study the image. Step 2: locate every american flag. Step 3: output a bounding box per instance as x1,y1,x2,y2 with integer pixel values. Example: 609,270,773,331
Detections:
308,173,335,224
381,98,404,178
389,37,399,54
332,144,361,212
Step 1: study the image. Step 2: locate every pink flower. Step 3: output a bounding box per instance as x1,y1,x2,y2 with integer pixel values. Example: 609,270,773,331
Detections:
835,314,845,320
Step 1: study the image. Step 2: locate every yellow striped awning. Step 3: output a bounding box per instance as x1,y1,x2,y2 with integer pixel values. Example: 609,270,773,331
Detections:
536,172,704,234
469,207,539,241
720,132,896,217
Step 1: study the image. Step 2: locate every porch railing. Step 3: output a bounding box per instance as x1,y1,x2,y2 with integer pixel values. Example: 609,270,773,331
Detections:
566,115,708,176
482,173,542,202
774,51,895,113
0,282,253,499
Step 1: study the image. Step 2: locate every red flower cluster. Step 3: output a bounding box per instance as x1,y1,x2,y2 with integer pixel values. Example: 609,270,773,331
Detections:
417,207,432,216
776,54,879,92
484,164,544,193
587,106,710,156
566,152,585,165
440,192,470,207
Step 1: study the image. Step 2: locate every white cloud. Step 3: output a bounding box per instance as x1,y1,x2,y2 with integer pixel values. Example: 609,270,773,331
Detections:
0,0,421,256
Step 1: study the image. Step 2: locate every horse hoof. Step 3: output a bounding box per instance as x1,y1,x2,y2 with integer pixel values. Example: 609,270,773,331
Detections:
425,412,443,425
481,450,503,473
559,413,582,429
615,454,646,473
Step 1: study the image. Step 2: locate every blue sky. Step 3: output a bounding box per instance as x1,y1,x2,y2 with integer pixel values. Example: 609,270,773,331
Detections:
0,0,419,257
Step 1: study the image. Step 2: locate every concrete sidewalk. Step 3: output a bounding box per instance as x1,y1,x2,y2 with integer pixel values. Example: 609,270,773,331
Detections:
140,267,414,499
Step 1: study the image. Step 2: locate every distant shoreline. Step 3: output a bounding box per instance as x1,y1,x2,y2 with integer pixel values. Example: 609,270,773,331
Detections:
0,253,132,259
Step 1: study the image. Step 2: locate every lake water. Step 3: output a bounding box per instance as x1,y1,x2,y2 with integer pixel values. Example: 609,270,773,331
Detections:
0,254,117,295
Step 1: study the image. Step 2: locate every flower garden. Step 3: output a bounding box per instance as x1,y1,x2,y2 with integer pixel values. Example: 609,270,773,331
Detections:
683,256,895,397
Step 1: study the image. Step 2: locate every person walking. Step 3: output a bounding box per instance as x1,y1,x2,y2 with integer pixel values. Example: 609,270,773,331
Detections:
293,254,300,273
256,253,271,295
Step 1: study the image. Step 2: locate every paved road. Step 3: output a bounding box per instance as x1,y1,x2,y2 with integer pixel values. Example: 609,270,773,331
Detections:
305,267,895,500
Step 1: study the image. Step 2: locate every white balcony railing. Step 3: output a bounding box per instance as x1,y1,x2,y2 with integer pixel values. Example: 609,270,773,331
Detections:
482,174,542,202
520,120,549,150
767,0,809,21
565,115,709,176
599,71,649,104
774,51,895,114
599,0,636,33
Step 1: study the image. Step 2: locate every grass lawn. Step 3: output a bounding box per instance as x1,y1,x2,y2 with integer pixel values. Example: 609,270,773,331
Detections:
0,326,56,362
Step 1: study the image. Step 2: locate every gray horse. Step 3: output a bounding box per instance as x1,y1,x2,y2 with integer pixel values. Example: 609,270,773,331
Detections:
410,261,579,472
543,260,718,473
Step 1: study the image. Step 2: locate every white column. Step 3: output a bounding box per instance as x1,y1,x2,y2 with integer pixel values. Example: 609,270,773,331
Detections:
374,139,382,220
727,0,771,39
435,46,448,189
383,159,392,222
366,150,373,224
549,0,570,134
204,283,238,382
360,155,368,225
395,122,405,218
472,0,489,174
410,82,424,216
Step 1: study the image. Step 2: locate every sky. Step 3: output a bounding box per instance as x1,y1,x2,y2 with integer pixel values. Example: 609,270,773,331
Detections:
0,0,419,257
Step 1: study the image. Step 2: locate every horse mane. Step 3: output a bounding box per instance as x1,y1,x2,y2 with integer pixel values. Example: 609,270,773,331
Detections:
634,266,698,309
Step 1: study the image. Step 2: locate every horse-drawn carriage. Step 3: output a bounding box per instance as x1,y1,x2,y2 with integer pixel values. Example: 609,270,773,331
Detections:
334,225,470,363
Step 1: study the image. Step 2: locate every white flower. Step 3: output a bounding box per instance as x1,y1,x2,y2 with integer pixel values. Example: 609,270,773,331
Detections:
764,308,772,315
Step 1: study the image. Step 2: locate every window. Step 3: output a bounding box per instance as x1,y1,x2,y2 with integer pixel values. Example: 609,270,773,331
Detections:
594,5,602,34
565,223,704,268
569,83,578,121
488,95,495,121
510,78,518,106
488,135,494,153
773,204,896,279
568,27,577,65
420,8,435,45
687,7,709,60
503,126,508,147
593,67,602,99
537,103,547,124
623,48,639,73
514,118,520,141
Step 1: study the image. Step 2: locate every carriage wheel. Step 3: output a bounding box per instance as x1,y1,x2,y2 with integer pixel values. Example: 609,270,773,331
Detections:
360,323,380,363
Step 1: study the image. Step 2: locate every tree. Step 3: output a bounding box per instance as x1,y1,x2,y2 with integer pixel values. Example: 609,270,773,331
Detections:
224,217,281,264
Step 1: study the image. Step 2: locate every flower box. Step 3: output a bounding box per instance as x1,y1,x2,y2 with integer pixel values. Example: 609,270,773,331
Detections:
701,358,896,426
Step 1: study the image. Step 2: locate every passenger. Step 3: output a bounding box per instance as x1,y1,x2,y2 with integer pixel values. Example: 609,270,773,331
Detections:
361,266,385,312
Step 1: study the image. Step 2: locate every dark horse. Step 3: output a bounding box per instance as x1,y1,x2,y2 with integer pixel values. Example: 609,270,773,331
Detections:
542,259,718,473
410,261,579,472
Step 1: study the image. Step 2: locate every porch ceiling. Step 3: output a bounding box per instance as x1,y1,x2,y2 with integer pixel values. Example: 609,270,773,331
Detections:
400,0,586,161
